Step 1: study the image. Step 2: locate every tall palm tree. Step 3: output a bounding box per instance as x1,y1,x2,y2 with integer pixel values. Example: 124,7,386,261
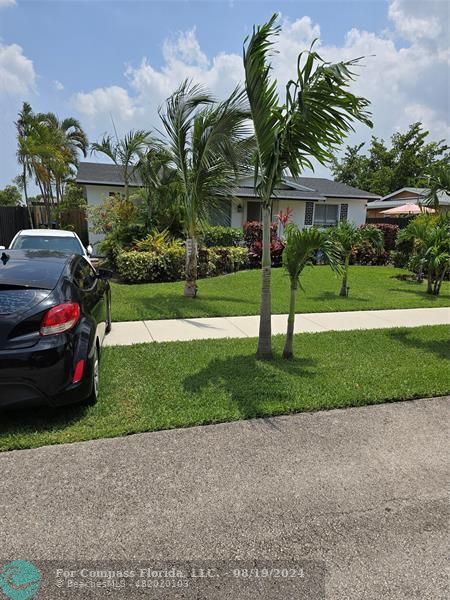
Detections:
243,14,372,359
328,222,383,296
15,102,34,224
91,129,150,201
158,81,251,297
282,225,340,359
41,114,89,203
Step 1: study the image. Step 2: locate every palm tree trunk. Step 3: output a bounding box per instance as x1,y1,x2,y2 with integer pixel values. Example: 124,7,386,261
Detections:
435,268,447,296
283,279,298,359
339,255,350,296
23,165,33,229
427,270,433,294
257,204,273,359
184,236,198,297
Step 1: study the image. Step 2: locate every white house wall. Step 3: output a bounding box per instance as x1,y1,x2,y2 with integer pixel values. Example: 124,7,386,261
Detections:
231,198,367,229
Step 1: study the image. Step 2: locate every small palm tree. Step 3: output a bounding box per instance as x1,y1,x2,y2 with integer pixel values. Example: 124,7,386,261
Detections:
243,14,372,359
328,222,384,296
282,225,340,359
402,215,450,295
159,81,251,297
91,129,151,201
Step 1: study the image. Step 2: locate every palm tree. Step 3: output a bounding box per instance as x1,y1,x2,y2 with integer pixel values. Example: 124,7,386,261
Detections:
401,215,450,295
15,105,89,223
243,14,372,359
423,161,450,209
91,129,150,201
136,146,181,229
158,81,251,297
15,102,34,224
328,222,384,296
282,225,340,359
46,114,89,203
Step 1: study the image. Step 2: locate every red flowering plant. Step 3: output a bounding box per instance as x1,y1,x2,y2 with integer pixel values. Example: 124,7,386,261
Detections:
244,220,285,267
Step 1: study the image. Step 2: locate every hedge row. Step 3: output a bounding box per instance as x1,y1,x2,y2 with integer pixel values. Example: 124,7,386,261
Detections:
116,246,248,283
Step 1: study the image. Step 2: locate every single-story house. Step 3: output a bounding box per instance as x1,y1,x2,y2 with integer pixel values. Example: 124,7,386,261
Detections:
366,187,450,218
76,162,379,247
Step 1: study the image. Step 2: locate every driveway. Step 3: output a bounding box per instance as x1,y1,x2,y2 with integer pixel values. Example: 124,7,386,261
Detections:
1,397,448,599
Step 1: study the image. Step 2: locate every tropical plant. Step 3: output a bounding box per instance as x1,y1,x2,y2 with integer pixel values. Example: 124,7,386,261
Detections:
328,222,384,296
400,215,450,295
15,103,88,223
158,80,251,297
91,129,151,201
282,224,340,359
422,160,450,209
243,13,372,358
135,145,183,232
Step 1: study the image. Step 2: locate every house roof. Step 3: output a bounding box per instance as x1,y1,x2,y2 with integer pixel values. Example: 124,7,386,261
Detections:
76,162,379,201
76,162,142,187
368,187,450,208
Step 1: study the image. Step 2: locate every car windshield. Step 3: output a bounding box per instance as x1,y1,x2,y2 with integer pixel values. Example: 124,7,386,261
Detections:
11,235,83,254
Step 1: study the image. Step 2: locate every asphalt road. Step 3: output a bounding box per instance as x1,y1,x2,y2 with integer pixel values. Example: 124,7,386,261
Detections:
1,397,448,599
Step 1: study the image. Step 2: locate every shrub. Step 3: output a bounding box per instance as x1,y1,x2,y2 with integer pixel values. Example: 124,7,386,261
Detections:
133,229,183,253
350,241,390,265
361,223,399,251
243,221,278,246
243,221,284,267
201,226,244,247
116,246,248,284
116,247,185,283
350,223,399,266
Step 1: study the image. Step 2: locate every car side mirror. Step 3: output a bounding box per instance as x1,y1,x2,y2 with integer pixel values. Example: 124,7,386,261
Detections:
86,244,93,256
97,268,113,280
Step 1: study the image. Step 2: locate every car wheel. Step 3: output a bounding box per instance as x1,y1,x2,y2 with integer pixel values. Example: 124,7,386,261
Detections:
85,345,100,405
105,292,112,334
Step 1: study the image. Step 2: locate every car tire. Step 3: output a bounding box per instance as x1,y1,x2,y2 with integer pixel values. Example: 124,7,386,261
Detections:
85,345,100,405
105,292,112,334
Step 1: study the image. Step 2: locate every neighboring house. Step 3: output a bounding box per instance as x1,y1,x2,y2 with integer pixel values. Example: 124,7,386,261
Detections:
76,162,378,247
367,187,450,218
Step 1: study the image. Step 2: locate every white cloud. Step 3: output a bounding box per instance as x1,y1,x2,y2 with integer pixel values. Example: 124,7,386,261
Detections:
54,79,64,91
72,0,449,159
0,0,16,8
0,42,36,94
73,85,138,125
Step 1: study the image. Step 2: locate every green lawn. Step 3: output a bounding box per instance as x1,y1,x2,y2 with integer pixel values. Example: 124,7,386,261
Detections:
111,266,450,321
1,325,449,451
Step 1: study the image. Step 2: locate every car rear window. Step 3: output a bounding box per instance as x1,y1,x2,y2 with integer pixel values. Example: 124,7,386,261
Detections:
0,289,43,315
11,235,83,254
0,259,64,289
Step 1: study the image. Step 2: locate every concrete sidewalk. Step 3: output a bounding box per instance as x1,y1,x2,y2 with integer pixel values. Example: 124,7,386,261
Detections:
105,306,449,345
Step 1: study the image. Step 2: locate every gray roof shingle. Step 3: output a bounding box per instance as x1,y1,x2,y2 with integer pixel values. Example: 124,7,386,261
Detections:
76,162,142,187
76,162,378,200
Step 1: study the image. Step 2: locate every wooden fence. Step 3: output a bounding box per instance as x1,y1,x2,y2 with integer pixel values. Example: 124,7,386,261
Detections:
0,205,89,247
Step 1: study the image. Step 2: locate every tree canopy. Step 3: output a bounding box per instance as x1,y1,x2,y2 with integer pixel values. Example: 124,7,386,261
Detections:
331,122,449,196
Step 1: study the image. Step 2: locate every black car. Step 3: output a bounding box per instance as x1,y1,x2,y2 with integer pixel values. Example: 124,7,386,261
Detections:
0,250,112,408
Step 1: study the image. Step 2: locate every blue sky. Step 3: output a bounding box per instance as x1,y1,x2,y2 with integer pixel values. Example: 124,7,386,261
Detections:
0,0,448,187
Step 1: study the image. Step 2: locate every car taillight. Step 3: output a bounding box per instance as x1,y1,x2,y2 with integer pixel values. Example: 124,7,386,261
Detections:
40,303,80,336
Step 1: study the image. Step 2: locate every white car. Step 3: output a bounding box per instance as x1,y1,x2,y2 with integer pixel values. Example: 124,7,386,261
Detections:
1,229,93,261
